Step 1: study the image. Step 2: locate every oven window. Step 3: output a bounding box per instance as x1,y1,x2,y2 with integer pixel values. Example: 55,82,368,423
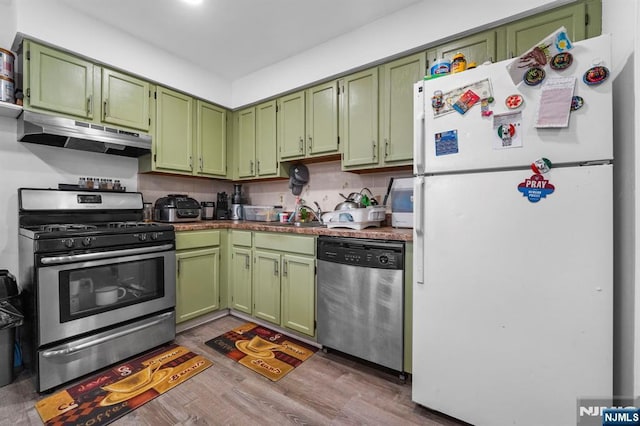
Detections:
58,258,165,322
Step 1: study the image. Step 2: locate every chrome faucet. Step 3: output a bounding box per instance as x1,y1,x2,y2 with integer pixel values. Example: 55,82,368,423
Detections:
291,200,323,223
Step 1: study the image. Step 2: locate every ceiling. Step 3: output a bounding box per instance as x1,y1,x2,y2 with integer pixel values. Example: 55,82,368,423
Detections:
59,0,423,81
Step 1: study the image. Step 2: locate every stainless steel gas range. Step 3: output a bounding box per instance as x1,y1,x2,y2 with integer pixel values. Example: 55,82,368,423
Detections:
18,188,176,392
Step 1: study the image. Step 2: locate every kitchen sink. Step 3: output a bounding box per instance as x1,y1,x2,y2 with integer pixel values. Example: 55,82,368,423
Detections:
268,221,326,228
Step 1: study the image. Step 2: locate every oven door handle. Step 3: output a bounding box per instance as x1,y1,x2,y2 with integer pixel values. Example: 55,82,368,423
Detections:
40,312,174,357
40,244,174,265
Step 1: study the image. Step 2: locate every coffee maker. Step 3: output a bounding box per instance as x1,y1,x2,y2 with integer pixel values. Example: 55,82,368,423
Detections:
231,184,246,220
215,192,229,220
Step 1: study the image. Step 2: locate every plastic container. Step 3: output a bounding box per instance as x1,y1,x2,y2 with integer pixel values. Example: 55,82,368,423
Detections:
430,59,451,76
0,48,14,80
451,53,467,74
243,205,283,222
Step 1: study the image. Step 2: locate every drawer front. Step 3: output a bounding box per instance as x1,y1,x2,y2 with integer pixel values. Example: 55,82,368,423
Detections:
176,230,221,250
231,230,252,247
254,232,315,255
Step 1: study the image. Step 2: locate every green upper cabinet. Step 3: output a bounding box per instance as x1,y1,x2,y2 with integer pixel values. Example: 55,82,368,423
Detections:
426,29,500,70
196,100,227,177
237,107,256,178
379,52,425,166
25,41,95,120
306,80,339,157
101,68,150,132
153,86,194,173
23,40,151,133
340,67,379,168
277,91,306,160
281,254,315,336
505,1,589,59
256,100,278,177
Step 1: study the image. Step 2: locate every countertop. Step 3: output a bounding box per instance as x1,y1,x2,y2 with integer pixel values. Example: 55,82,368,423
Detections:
170,220,413,241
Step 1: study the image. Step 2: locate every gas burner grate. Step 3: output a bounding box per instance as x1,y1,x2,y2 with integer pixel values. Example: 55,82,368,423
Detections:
40,224,98,232
106,221,158,228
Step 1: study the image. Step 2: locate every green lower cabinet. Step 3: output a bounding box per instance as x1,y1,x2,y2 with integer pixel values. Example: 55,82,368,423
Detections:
176,247,220,323
252,250,281,325
230,246,252,314
281,254,315,336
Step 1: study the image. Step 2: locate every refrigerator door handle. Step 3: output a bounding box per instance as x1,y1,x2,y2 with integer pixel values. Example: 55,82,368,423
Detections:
414,82,425,176
414,176,425,285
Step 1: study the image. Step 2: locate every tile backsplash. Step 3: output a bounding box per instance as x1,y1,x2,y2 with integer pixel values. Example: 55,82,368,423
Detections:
137,161,412,213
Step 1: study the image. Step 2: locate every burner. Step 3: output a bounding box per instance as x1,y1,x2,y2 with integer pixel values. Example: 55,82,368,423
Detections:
41,224,98,232
107,221,158,229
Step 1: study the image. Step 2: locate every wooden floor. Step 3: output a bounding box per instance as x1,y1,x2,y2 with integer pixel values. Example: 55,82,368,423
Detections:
0,315,466,425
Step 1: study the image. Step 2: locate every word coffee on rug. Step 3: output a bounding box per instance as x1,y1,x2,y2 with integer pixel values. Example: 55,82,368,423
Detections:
205,322,318,382
35,344,212,426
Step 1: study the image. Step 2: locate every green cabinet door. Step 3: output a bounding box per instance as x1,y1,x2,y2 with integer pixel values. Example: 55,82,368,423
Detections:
340,67,379,168
256,100,278,177
277,91,306,160
426,29,499,69
154,86,194,173
26,41,94,119
101,68,150,131
176,247,220,323
252,250,281,325
230,247,252,314
380,52,425,165
197,100,227,177
505,2,587,58
281,254,315,336
306,81,339,157
237,107,256,178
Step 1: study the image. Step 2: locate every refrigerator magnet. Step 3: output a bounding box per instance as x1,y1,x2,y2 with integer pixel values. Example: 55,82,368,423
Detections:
523,67,546,86
570,96,584,111
505,94,524,109
583,65,609,85
434,130,458,156
452,89,480,114
480,97,494,117
550,52,573,70
517,174,556,203
493,111,523,150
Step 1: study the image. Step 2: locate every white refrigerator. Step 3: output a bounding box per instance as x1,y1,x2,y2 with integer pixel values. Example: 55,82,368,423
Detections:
412,34,613,426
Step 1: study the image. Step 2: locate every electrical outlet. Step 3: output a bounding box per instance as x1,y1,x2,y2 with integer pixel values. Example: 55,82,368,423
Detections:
279,193,284,204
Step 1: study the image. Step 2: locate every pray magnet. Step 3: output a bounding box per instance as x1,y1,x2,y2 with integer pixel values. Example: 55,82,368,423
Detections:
531,157,552,174
517,174,556,203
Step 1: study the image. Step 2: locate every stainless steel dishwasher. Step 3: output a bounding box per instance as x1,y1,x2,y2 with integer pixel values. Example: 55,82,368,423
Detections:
317,236,404,373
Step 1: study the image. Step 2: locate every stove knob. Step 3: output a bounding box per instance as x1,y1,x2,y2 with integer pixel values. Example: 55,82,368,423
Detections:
138,233,148,242
63,239,75,248
151,232,159,240
82,237,92,247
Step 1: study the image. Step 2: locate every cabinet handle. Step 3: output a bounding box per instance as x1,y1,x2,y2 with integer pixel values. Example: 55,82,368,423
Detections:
299,137,304,152
274,260,279,276
250,160,254,174
257,160,261,174
87,95,93,116
199,157,203,171
372,140,377,160
283,260,288,277
384,138,389,158
245,254,250,270
308,135,312,151
103,100,108,120
189,156,193,170
177,259,181,275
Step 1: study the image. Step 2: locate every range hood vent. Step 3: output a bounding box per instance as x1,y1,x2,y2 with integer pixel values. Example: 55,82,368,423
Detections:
18,110,152,157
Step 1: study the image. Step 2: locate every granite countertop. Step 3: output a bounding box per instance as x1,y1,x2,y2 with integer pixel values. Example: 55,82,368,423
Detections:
170,220,413,241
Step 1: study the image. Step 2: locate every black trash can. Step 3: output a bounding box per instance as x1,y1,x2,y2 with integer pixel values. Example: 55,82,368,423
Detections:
0,270,22,387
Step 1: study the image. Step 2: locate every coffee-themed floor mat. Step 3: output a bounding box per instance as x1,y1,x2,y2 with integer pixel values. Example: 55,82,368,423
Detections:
205,322,318,382
35,344,212,426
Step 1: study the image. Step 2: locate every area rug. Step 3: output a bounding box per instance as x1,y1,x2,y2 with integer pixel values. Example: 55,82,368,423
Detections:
205,322,318,382
35,344,212,426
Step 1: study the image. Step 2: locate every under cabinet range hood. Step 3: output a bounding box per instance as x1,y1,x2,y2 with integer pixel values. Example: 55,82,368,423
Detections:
18,110,152,157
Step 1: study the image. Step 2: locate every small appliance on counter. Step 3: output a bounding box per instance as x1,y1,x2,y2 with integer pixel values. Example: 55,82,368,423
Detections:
231,184,247,220
200,201,215,220
390,177,413,228
154,194,201,222
215,192,229,220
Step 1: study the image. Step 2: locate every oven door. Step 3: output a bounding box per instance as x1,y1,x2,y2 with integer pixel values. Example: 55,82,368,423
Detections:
36,244,176,346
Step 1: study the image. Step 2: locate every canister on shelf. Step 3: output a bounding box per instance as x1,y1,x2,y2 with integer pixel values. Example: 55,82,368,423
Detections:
451,52,467,74
0,75,14,104
0,48,14,80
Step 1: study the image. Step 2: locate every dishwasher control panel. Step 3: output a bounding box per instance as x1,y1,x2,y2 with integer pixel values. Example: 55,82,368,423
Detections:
317,236,404,269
